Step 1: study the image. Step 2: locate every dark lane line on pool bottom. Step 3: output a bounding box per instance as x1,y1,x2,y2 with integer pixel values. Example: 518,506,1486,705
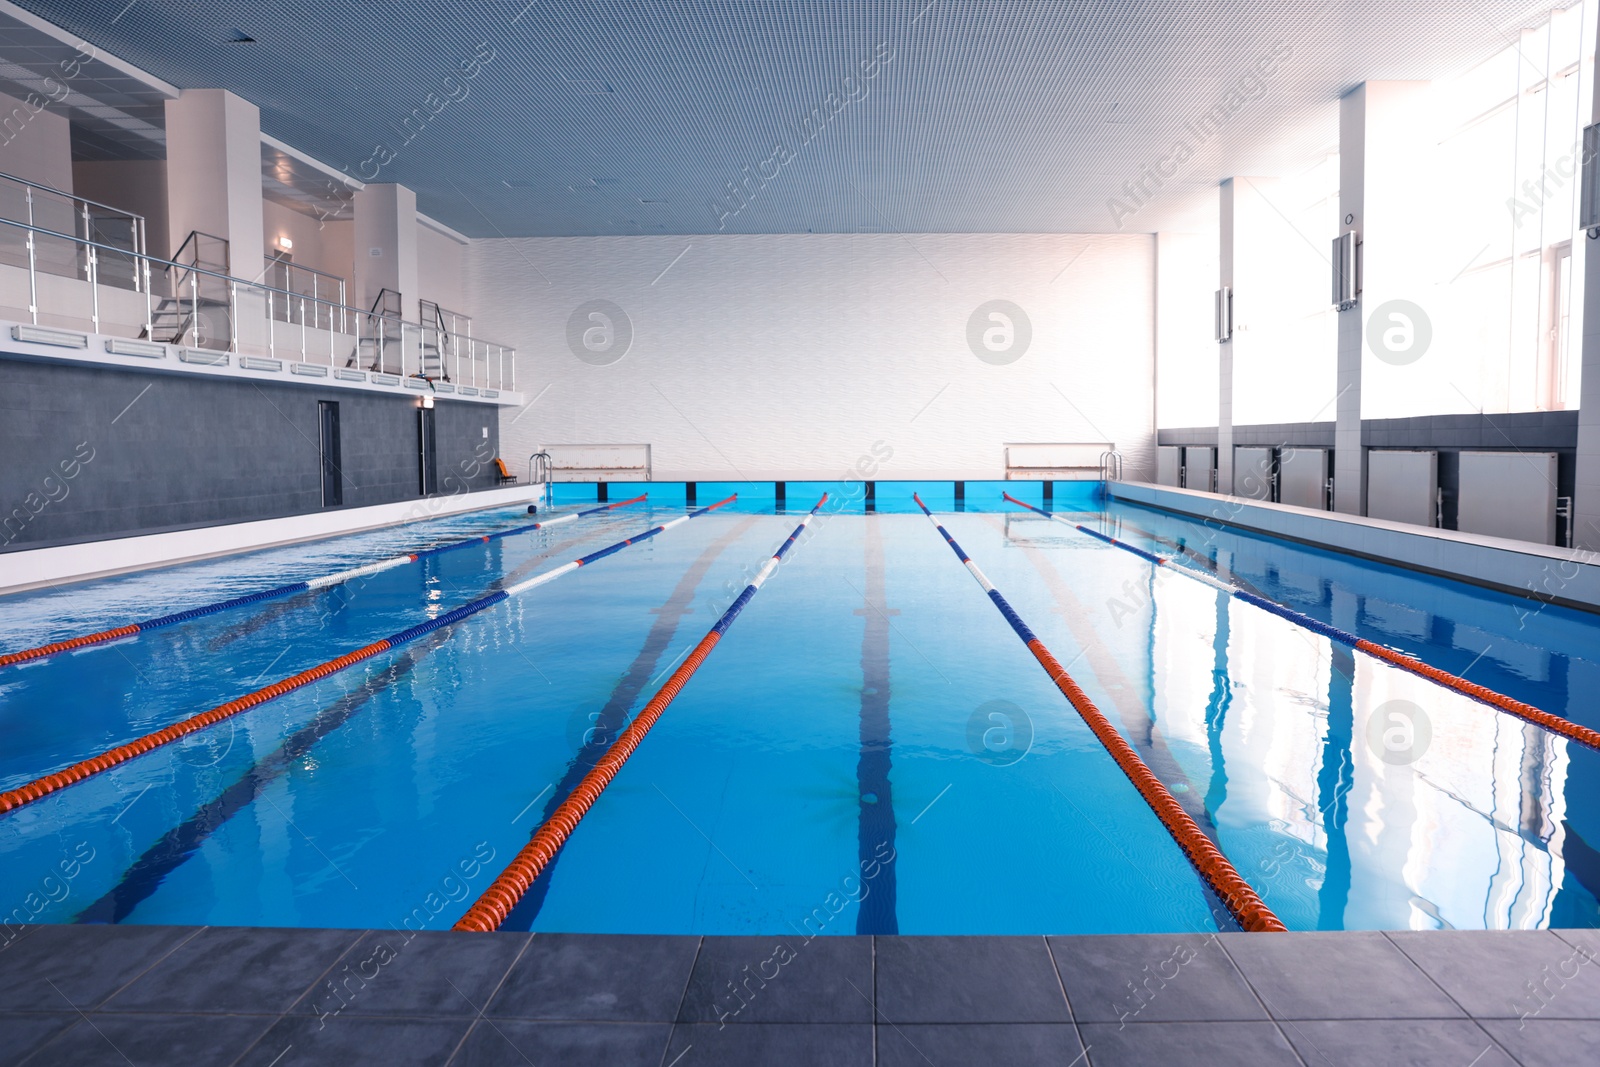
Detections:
853,513,898,934
71,530,602,923
499,515,763,931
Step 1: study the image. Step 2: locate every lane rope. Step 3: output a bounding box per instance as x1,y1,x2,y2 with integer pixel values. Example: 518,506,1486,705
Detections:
454,495,829,932
1003,493,1600,752
919,494,1285,933
0,496,731,817
0,496,647,670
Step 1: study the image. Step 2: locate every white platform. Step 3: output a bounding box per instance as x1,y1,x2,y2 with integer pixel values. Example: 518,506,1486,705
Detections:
1109,481,1600,612
0,484,545,596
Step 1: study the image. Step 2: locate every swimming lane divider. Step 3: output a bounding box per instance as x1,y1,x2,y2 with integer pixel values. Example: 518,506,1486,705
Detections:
1002,492,1600,753
916,494,1286,933
0,496,731,817
0,495,649,670
453,494,829,932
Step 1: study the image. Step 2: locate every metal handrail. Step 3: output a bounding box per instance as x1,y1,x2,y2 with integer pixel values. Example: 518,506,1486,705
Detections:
0,215,516,390
528,451,552,485
170,229,230,273
0,171,145,235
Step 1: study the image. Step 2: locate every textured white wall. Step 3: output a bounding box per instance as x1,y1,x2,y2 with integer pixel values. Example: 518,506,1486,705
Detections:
468,232,1155,480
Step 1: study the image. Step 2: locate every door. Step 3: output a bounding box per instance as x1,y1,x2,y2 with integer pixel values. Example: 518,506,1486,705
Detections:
318,401,342,506
418,406,437,495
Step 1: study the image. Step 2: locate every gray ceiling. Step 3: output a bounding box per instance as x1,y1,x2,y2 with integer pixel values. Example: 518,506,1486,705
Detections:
5,0,1564,237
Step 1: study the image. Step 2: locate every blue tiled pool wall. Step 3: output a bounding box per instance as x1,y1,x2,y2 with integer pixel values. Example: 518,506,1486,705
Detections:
546,479,1105,513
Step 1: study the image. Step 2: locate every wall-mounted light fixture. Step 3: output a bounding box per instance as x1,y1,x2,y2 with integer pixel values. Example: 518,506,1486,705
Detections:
418,394,435,409
1581,122,1600,238
1331,231,1359,311
276,236,293,251
1214,286,1232,343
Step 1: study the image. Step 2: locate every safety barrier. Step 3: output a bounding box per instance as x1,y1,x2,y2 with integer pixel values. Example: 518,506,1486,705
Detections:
1003,493,1600,753
0,496,731,817
919,494,1285,932
0,496,648,670
454,495,828,932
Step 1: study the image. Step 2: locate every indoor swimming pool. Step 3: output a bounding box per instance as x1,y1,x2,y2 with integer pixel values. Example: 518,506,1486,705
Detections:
1,483,1597,937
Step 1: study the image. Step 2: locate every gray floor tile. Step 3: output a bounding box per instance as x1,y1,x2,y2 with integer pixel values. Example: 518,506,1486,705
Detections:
1222,930,1463,1020
486,933,700,1021
677,936,873,1024
874,936,1069,1023
0,1014,78,1066
0,925,198,1011
448,1020,671,1066
18,1013,275,1067
1076,1021,1302,1066
1050,933,1267,1024
661,1022,873,1066
100,926,362,1015
292,930,528,1020
875,1023,1086,1067
235,1016,472,1066
1280,1019,1517,1066
1479,1019,1600,1067
1387,931,1600,1020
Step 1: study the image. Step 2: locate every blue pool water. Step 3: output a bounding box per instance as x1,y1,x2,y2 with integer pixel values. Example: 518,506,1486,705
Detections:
1,486,1598,936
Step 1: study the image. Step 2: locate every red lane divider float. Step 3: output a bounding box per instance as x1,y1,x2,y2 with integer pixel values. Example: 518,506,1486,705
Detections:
920,494,1285,932
1003,492,1600,752
0,496,731,817
454,494,829,932
0,495,648,670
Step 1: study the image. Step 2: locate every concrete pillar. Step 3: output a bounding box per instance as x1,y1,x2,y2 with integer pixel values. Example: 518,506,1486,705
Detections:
1334,82,1432,516
162,89,263,274
1576,23,1600,549
1218,176,1284,495
353,184,418,318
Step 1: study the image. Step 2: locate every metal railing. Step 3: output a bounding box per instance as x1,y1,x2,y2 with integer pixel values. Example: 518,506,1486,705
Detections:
264,255,347,333
0,172,147,295
0,215,515,391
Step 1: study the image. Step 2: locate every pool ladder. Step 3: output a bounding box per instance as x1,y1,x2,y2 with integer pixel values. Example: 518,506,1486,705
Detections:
1098,450,1123,481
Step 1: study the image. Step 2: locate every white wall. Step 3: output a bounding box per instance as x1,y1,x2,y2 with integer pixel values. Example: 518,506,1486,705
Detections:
1156,230,1218,428
261,199,353,292
469,232,1155,480
72,160,169,259
0,90,72,193
417,221,468,315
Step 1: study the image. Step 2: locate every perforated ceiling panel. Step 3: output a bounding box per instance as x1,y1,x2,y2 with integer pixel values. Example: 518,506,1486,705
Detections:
8,0,1562,237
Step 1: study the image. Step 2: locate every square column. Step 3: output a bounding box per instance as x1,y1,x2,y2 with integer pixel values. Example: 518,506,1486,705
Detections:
353,184,419,317
163,89,263,272
1218,176,1284,495
1334,81,1432,515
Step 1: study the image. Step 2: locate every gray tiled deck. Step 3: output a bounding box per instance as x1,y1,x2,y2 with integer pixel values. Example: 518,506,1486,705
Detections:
1,925,1596,1065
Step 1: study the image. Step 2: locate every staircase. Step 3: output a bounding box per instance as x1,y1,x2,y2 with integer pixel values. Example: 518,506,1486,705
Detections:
140,230,231,348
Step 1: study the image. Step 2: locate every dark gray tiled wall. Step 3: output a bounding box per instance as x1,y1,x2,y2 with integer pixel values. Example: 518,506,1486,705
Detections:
1160,411,1577,451
0,356,501,552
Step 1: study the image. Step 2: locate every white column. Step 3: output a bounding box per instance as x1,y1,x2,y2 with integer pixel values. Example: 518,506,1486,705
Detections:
163,89,263,273
1334,81,1432,516
353,184,419,317
1218,183,1236,495
1218,176,1284,495
1576,22,1600,549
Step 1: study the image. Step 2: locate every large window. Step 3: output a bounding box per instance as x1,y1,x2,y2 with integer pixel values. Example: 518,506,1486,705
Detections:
1371,1,1593,419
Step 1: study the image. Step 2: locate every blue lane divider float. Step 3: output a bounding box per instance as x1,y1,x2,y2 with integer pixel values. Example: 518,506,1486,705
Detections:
0,495,648,670
0,495,735,816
